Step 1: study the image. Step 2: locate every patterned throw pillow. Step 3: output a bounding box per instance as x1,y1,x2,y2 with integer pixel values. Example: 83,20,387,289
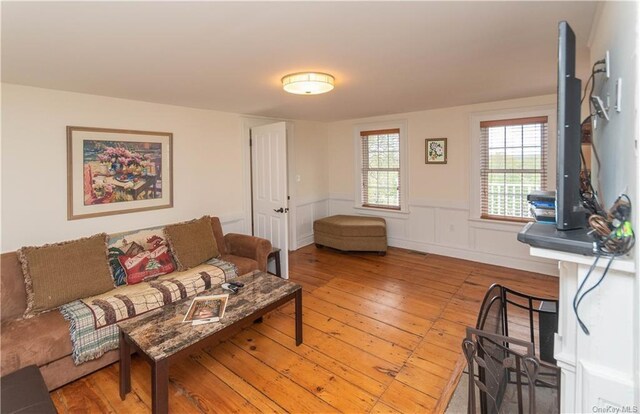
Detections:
117,244,175,285
108,227,175,285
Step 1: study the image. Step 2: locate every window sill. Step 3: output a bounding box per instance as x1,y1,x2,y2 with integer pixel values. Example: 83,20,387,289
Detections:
353,205,410,219
468,217,531,231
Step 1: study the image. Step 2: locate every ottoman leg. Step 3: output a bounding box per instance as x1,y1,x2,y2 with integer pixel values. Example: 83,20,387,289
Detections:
378,251,386,256
315,243,324,249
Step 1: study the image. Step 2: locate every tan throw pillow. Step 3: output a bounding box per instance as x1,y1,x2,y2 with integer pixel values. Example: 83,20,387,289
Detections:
17,233,115,318
164,216,219,271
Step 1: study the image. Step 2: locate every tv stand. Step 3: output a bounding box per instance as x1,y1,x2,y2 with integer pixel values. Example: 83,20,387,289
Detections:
517,222,596,256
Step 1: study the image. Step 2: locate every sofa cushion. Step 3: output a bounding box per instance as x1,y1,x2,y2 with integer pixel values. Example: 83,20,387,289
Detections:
165,216,219,270
17,234,115,318
210,216,228,255
0,311,72,375
0,252,28,324
220,254,258,276
108,226,174,286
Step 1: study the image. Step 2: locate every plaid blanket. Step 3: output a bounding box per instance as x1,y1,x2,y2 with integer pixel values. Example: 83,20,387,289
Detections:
60,258,237,365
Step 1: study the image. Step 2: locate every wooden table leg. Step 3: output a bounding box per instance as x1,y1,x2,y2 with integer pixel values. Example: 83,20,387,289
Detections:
152,359,169,414
295,289,303,346
274,251,281,277
119,331,131,400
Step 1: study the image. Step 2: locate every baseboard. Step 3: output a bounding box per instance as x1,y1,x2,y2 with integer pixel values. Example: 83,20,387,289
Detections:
297,234,315,248
294,230,557,276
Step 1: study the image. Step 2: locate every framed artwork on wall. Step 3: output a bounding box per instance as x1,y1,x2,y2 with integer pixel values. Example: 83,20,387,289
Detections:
425,138,448,164
67,126,173,220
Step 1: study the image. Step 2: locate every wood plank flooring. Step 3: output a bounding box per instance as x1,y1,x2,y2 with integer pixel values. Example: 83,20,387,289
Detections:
51,246,558,413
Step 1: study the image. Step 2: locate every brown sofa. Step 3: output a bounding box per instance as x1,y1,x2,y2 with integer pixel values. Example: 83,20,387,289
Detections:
0,216,272,391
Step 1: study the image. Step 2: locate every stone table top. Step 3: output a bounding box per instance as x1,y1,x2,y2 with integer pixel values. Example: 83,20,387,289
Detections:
117,271,301,361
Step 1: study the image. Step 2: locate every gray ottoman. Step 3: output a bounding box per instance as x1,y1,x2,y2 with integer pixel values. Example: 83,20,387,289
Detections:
314,215,387,255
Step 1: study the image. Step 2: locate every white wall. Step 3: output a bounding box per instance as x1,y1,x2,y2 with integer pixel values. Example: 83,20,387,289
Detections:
587,1,640,407
1,84,248,252
289,120,330,248
325,95,560,275
589,2,637,210
0,85,589,275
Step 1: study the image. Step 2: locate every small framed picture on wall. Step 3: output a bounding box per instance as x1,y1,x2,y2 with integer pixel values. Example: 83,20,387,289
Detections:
425,138,447,164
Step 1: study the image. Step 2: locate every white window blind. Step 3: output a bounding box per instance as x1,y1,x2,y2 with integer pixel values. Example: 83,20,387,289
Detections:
480,116,548,221
361,129,401,210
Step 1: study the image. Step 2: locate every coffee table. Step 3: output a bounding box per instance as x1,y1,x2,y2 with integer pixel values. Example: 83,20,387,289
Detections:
118,271,302,413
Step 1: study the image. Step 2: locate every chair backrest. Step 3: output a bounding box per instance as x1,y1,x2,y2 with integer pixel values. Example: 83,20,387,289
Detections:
462,327,540,414
476,284,507,336
476,284,558,360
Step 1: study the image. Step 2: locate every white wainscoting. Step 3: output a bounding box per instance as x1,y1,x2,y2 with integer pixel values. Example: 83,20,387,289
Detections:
328,193,559,276
294,195,330,249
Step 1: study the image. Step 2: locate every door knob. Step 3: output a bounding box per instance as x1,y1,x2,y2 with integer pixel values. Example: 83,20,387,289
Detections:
273,207,284,213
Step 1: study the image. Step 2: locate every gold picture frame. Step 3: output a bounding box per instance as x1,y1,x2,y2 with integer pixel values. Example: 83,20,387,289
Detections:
425,138,448,164
67,126,173,220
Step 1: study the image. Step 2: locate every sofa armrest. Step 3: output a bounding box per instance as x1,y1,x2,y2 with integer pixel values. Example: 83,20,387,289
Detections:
223,233,272,272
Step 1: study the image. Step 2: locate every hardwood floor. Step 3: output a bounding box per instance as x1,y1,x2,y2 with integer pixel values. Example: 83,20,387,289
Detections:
50,246,558,413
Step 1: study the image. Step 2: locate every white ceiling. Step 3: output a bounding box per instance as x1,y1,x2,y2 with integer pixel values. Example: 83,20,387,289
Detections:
1,1,598,122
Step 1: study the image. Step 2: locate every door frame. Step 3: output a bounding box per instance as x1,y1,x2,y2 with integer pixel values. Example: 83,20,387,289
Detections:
241,117,297,250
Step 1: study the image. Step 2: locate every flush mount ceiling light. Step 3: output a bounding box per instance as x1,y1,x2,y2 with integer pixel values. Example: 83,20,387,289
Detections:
281,72,335,95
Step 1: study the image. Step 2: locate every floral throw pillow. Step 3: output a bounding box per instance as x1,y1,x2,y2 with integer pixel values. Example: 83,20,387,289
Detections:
118,243,175,285
108,227,175,285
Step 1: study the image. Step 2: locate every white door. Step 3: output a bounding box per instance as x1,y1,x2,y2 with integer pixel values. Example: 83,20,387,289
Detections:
251,122,289,278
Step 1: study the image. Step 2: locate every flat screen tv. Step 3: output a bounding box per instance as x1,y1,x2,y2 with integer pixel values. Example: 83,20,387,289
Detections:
556,21,586,230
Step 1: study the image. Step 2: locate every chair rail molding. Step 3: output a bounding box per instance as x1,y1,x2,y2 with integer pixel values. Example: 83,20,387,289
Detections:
327,194,558,275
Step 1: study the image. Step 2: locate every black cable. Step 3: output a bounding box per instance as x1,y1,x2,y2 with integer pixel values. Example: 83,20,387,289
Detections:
571,58,622,335
578,61,608,217
580,72,595,107
581,61,606,108
579,138,605,216
573,253,601,335
574,253,616,335
573,194,634,335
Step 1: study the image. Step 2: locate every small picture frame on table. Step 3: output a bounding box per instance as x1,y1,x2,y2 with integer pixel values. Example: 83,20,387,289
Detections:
425,138,447,164
183,294,229,326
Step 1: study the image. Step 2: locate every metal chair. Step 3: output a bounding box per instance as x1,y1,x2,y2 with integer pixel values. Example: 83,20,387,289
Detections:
476,284,558,363
463,284,561,414
462,327,559,414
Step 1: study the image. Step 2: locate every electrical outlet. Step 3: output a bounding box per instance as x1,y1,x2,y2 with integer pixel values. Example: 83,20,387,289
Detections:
591,95,610,121
605,50,610,78
615,78,622,112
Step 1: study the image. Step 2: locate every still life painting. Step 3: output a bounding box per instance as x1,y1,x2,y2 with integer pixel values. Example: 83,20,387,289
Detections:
67,126,173,220
425,138,448,164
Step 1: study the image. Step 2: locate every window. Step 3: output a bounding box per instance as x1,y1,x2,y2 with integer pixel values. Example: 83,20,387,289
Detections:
360,128,402,210
480,116,548,221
